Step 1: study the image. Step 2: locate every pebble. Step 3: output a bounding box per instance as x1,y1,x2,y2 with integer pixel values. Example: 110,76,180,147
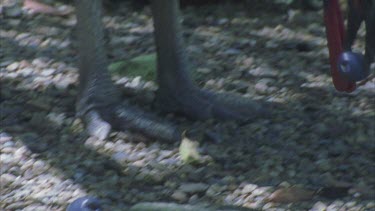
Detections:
188,194,199,204
196,67,212,74
111,35,138,45
222,175,236,184
242,184,258,194
311,201,328,211
251,187,271,196
19,67,34,77
58,192,73,202
112,152,130,163
255,78,275,95
31,58,49,69
0,173,17,187
217,18,229,25
247,66,278,78
366,202,375,209
47,112,66,127
32,160,48,174
84,137,106,148
223,48,242,55
127,76,143,89
24,204,50,211
6,62,19,71
344,201,357,208
179,183,209,194
205,184,224,197
262,202,275,210
54,74,75,89
171,191,188,202
0,153,14,164
2,140,15,149
40,68,55,76
6,202,27,210
23,168,36,180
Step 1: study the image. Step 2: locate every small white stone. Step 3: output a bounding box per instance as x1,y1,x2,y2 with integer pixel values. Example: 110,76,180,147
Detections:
242,184,258,194
6,62,19,71
0,154,13,164
311,201,327,211
47,112,66,126
33,160,48,174
40,68,55,76
0,173,17,187
19,67,34,77
171,191,188,202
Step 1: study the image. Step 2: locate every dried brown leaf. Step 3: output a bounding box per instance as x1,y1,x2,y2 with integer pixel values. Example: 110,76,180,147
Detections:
267,187,315,203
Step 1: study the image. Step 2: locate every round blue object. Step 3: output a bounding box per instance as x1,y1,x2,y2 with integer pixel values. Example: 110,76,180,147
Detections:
337,51,368,82
66,196,102,211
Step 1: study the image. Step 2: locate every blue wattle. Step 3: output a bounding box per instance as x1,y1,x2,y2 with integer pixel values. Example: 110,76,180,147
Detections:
337,51,368,82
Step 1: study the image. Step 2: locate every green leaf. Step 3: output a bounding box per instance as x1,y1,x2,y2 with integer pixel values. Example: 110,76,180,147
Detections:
108,54,156,81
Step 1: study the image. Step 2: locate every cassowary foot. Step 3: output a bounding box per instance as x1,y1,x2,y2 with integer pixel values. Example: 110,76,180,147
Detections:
156,87,270,123
81,103,180,142
79,85,269,141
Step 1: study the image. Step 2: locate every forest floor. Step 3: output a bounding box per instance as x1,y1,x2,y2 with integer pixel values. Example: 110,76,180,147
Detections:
1,0,374,210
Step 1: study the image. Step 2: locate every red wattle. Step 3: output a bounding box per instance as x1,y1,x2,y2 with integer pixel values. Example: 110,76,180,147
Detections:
324,0,356,92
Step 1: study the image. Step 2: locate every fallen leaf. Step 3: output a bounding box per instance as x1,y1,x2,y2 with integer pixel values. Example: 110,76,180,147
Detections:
179,131,202,165
267,187,316,203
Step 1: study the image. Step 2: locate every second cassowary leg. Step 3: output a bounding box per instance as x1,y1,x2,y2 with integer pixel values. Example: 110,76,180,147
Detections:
151,0,269,122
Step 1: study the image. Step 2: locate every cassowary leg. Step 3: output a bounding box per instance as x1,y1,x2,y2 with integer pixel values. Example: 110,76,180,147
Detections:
75,0,179,141
151,0,269,122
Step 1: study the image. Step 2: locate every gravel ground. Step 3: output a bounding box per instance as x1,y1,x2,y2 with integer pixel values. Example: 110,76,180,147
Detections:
1,1,374,210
